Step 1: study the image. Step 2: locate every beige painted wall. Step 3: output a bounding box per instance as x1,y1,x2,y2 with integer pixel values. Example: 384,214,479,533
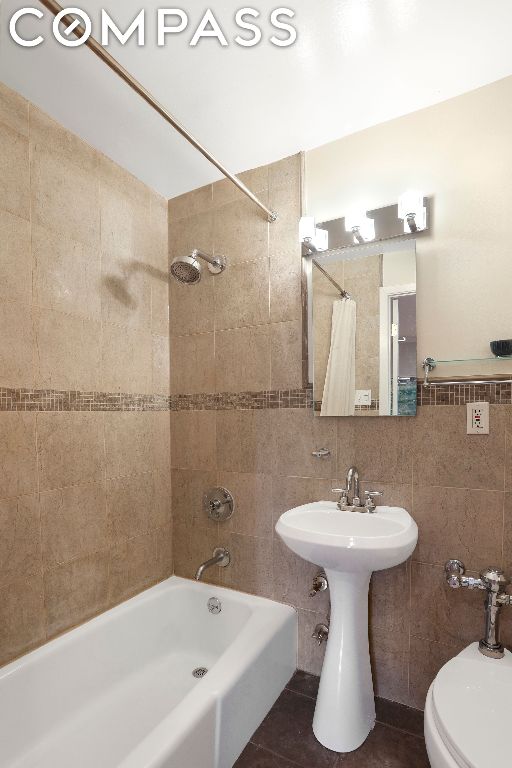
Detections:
0,82,172,667
306,76,512,379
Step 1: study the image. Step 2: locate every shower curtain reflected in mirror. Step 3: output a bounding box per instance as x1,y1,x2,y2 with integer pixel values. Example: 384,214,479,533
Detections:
321,298,357,416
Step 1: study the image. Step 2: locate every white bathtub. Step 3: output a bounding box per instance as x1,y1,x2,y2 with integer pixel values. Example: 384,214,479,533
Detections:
0,576,297,768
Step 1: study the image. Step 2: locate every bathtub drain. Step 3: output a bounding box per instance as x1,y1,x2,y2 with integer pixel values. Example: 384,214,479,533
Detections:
192,667,208,678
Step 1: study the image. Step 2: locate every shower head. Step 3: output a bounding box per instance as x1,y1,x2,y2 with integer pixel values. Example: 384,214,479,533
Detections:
170,249,226,285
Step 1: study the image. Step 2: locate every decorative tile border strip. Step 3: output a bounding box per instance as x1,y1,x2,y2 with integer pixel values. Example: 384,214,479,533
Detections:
1,382,511,413
0,388,170,412
169,388,314,411
417,381,512,406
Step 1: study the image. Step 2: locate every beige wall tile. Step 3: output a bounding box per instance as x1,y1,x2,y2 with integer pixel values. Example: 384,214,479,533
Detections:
0,210,31,304
168,184,213,222
0,495,41,589
170,410,216,470
370,562,409,636
268,187,301,261
217,472,273,538
148,193,169,271
297,608,328,676
0,413,38,500
271,475,334,526
107,472,153,542
0,122,30,220
270,320,303,389
354,415,415,484
104,412,153,479
411,561,484,647
269,154,302,195
171,468,217,528
273,533,330,614
216,410,277,474
154,523,173,582
215,325,271,392
503,492,512,572
170,333,215,394
151,279,170,336
150,411,172,475
0,300,34,388
212,166,268,207
37,413,105,491
101,322,152,394
109,533,157,604
170,270,215,336
359,481,413,510
0,81,28,136
370,627,409,705
30,106,97,173
214,259,270,330
45,554,109,637
213,196,269,267
32,224,101,320
270,259,302,324
223,533,273,599
0,576,45,666
274,409,337,478
149,472,172,530
414,406,505,489
408,635,461,709
31,144,99,247
173,520,221,584
34,308,102,391
41,482,108,569
152,333,170,396
100,250,151,330
412,485,503,570
170,210,214,260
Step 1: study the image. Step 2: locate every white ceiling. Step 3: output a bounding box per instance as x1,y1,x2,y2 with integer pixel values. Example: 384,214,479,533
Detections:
1,0,512,199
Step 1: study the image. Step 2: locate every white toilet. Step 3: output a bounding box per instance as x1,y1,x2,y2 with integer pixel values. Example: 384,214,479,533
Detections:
425,642,512,767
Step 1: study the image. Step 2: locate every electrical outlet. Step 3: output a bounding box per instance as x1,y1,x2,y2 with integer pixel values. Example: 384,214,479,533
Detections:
355,390,372,406
467,402,489,434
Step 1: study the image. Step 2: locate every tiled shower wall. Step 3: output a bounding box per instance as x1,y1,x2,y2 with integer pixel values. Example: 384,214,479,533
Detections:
0,82,172,666
168,156,512,710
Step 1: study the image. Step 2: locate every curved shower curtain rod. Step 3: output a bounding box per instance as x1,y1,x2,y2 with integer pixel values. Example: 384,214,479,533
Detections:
38,0,278,223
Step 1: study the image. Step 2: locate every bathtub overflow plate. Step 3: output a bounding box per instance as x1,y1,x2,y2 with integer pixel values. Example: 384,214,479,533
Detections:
208,597,222,614
192,667,208,678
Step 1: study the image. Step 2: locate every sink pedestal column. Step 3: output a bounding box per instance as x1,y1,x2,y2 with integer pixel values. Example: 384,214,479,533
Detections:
313,569,375,752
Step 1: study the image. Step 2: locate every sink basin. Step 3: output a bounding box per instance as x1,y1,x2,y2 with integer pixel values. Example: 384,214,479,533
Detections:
275,502,417,572
275,501,417,753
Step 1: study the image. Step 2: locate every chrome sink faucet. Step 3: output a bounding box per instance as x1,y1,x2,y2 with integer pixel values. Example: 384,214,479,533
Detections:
346,467,361,507
332,466,383,513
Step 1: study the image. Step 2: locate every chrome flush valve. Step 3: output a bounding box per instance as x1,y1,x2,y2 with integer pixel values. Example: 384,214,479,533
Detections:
445,559,512,659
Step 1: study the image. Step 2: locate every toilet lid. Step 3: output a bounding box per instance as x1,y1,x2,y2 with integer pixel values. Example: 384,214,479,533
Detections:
432,642,512,768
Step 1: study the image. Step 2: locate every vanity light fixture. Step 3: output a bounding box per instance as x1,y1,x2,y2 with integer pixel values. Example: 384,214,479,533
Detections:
398,190,427,233
344,208,375,244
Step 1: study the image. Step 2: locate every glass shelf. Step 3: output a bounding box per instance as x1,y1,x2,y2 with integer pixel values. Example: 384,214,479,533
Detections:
432,356,512,364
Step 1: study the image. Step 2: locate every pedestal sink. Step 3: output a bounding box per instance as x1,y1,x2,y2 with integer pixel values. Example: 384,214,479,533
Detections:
275,502,417,752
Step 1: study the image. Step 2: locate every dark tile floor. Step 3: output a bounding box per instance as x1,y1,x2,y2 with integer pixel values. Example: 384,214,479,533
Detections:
234,672,429,768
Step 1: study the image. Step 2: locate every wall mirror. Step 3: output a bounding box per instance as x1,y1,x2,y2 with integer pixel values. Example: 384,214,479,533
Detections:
306,240,417,417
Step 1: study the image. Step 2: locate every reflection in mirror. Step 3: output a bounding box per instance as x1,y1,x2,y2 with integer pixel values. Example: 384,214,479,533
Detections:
310,242,417,417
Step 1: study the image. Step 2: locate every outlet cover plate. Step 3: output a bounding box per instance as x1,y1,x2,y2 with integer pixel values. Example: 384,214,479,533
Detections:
467,402,489,434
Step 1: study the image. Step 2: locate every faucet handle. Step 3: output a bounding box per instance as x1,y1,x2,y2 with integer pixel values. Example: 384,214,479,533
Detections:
364,490,383,512
331,488,349,509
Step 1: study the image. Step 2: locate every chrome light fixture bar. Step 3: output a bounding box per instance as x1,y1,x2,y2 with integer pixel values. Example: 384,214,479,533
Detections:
38,0,278,224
